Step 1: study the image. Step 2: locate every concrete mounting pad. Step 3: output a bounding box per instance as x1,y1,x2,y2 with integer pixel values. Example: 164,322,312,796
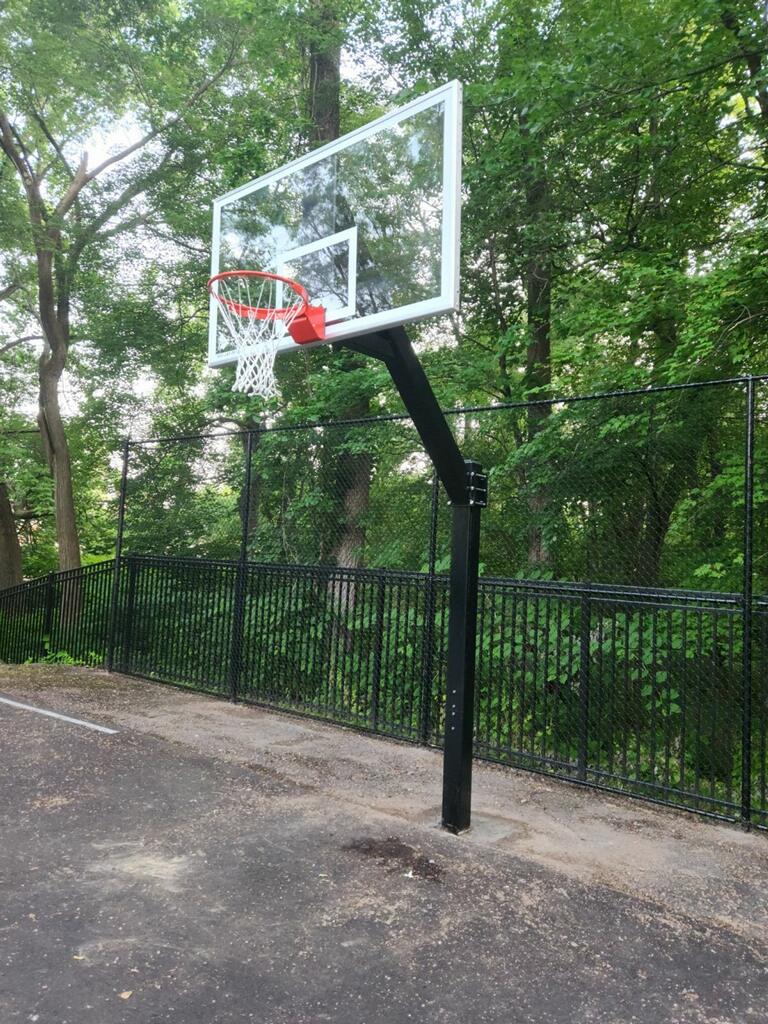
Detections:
1,663,767,1023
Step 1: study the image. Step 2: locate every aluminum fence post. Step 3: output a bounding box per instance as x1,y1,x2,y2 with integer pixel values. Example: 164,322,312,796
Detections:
371,574,386,731
106,438,130,672
741,379,755,827
42,571,56,658
121,556,139,675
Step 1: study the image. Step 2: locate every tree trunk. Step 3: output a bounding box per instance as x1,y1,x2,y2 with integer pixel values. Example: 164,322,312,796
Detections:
0,481,23,589
0,118,79,573
303,4,371,683
306,1,341,146
638,488,676,588
304,0,373,576
721,9,768,134
35,247,81,572
331,440,372,571
38,355,81,571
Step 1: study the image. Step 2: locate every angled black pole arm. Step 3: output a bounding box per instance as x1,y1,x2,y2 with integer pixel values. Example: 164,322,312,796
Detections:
340,327,468,504
340,327,487,833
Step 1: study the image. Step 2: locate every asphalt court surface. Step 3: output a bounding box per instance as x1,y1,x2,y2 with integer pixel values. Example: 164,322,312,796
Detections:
2,666,768,1023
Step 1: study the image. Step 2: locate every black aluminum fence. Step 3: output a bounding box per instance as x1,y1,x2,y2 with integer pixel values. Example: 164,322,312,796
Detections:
114,555,446,745
3,376,768,827
0,560,114,666
103,556,763,827
4,553,764,826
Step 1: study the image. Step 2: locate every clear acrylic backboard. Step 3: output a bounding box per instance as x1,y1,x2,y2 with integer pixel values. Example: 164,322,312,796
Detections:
208,80,462,367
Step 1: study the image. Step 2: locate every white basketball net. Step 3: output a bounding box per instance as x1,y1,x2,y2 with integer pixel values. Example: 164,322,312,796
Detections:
211,274,305,399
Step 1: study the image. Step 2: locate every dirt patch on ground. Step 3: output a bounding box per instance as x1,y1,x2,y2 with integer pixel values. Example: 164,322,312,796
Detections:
344,835,445,881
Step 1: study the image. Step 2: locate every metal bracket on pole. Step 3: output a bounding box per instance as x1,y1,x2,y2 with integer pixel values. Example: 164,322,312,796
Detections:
341,328,487,833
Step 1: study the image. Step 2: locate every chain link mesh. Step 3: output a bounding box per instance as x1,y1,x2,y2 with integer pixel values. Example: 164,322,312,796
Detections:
13,377,759,824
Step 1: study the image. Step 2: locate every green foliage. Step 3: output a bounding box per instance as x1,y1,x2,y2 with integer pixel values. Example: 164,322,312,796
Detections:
1,1,767,608
0,0,317,574
34,647,101,667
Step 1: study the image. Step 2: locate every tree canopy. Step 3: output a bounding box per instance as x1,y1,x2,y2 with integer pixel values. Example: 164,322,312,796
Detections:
0,0,766,585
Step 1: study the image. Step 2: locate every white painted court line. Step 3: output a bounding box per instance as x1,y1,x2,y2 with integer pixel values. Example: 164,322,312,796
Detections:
0,696,118,735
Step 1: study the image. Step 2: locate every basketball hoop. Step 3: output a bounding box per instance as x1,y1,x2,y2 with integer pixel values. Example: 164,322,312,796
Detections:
207,270,326,399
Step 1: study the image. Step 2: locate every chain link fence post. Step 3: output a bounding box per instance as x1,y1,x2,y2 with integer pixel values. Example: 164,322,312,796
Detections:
420,471,440,744
106,438,130,672
228,430,255,701
741,378,755,827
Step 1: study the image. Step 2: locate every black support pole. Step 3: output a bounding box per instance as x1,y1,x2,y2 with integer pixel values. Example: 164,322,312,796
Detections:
342,328,469,505
342,328,487,833
441,486,483,831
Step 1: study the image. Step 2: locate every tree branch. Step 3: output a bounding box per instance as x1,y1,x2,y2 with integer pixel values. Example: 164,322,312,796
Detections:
28,106,76,179
68,150,175,264
0,113,34,188
0,281,24,304
52,153,90,220
146,226,209,255
79,128,160,187
8,119,36,179
94,210,151,243
15,510,46,521
0,334,44,356
53,39,241,221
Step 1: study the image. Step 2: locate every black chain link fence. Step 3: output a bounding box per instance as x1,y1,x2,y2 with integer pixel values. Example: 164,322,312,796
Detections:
122,416,439,571
3,377,767,825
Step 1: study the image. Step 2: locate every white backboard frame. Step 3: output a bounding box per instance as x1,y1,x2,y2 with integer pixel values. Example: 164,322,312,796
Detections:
208,80,462,368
